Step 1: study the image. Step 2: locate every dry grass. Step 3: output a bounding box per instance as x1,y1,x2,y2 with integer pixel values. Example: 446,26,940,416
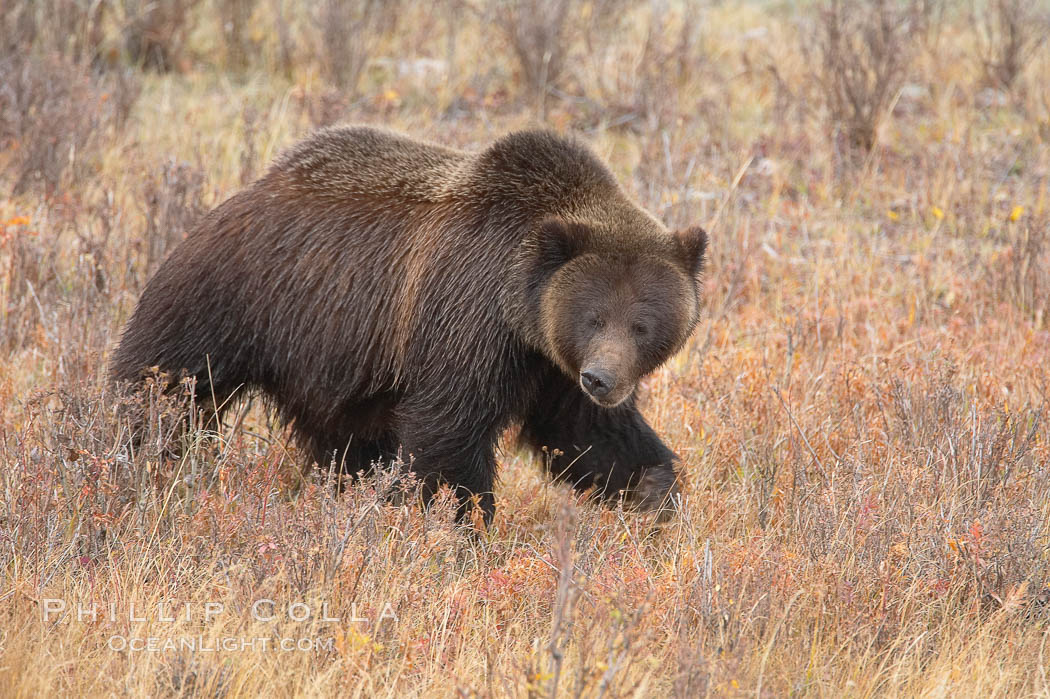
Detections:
2,1,1050,696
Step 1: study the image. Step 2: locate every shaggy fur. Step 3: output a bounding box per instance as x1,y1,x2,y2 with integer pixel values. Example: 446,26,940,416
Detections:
111,126,708,524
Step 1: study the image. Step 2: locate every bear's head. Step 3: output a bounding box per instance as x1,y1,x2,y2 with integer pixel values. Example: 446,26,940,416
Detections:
515,218,708,407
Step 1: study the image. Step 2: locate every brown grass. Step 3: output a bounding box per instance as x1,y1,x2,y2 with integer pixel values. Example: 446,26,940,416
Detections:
1,1,1049,696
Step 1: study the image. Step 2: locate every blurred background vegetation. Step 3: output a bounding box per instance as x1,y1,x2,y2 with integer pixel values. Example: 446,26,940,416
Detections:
2,1,1050,696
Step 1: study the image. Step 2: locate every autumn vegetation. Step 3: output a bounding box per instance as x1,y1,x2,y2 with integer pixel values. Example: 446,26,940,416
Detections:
1,0,1049,696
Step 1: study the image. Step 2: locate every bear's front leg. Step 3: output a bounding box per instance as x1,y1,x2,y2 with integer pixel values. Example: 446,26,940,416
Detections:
519,371,680,516
394,413,499,526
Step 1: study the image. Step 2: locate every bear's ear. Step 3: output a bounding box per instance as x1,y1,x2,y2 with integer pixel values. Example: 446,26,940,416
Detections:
531,218,588,271
674,225,708,278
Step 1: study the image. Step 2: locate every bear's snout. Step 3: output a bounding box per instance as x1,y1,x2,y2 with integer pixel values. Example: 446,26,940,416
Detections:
580,367,614,399
576,330,639,407
579,365,634,407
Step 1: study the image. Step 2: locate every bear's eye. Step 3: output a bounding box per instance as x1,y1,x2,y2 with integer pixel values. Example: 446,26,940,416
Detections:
632,323,648,337
588,315,604,330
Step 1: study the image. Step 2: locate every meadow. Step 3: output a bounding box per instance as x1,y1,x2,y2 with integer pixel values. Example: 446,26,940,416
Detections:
1,0,1049,695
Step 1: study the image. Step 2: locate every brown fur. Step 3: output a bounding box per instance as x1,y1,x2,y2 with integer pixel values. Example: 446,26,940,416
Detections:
111,126,707,524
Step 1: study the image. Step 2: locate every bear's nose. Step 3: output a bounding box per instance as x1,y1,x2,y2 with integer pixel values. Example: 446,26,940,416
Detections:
580,368,614,399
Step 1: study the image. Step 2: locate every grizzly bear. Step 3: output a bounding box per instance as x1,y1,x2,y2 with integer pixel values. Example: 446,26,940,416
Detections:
111,126,708,524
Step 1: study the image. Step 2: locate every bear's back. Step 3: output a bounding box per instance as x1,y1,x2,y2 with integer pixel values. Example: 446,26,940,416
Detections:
267,125,470,203
265,126,623,217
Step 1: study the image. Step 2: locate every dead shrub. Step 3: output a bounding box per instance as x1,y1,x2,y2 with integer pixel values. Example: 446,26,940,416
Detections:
218,0,260,73
137,158,207,278
807,0,933,155
578,0,633,88
493,0,574,108
294,86,351,129
488,0,645,117
0,0,110,65
0,52,140,198
313,0,401,92
121,0,201,71
889,376,1042,508
986,214,1049,328
14,379,211,560
885,373,1046,605
631,2,707,128
972,0,1050,89
566,3,717,134
0,217,51,355
0,54,93,196
268,0,297,79
0,3,34,58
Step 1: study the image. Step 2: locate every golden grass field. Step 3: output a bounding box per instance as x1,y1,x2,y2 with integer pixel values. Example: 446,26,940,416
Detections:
1,1,1049,696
